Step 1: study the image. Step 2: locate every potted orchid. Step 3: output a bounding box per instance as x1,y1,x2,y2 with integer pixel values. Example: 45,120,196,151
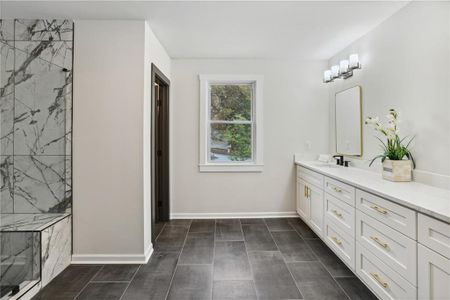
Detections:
365,109,415,182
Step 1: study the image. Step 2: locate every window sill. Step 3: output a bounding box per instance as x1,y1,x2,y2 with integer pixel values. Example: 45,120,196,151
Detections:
199,163,264,173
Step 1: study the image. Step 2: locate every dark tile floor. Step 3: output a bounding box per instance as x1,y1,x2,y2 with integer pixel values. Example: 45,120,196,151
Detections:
33,218,377,300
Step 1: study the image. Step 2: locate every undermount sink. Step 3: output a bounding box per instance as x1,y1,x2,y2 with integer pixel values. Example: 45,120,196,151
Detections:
310,162,340,168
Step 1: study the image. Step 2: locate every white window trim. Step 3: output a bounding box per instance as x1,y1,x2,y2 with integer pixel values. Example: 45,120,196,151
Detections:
199,74,264,173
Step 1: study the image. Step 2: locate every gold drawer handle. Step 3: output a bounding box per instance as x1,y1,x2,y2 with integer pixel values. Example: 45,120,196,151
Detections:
370,205,388,214
333,186,342,193
370,272,389,289
331,236,342,246
332,209,343,218
304,186,310,198
370,236,388,248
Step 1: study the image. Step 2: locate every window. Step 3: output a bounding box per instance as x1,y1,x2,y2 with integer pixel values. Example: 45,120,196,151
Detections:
199,75,263,172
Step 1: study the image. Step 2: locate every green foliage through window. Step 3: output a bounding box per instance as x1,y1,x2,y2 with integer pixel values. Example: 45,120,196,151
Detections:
209,84,253,162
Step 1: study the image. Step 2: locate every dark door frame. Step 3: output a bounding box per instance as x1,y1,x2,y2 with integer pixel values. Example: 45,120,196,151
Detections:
151,63,170,243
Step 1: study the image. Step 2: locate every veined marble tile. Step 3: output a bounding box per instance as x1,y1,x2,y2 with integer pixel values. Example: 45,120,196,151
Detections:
1,41,15,96
14,44,70,155
65,83,72,156
0,213,68,231
0,156,14,213
0,93,14,155
0,231,39,288
14,155,66,213
0,20,14,42
1,42,15,156
15,41,73,70
15,19,73,41
65,156,72,213
41,216,71,287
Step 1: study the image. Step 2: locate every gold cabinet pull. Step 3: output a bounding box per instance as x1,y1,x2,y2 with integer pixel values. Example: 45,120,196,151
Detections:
370,236,388,248
331,236,342,246
370,205,388,214
332,209,343,218
333,186,342,193
370,272,389,288
304,186,307,197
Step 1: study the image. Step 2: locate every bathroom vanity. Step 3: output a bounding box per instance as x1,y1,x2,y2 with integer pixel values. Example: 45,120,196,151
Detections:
295,160,450,300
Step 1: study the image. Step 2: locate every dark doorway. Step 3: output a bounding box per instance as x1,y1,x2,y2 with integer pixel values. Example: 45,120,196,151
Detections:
151,64,170,243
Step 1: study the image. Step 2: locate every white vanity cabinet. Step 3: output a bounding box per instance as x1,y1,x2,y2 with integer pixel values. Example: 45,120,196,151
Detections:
417,214,450,300
296,178,310,221
295,162,450,300
296,166,324,237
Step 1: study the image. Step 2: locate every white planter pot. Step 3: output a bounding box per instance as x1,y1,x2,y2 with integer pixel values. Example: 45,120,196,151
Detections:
382,159,412,182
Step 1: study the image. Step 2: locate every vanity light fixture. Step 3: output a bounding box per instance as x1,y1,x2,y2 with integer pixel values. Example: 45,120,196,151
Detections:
331,65,340,79
323,70,332,83
349,54,361,69
323,53,362,83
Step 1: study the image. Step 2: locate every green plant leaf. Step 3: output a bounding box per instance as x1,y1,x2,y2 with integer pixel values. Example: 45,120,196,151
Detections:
369,155,386,167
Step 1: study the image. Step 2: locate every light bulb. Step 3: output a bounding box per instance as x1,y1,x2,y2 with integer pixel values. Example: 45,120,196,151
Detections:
331,65,340,78
349,54,360,69
323,70,332,82
340,60,349,73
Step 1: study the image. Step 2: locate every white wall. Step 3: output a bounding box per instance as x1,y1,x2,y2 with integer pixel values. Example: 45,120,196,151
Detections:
143,22,171,255
171,59,329,216
73,20,171,262
328,2,450,188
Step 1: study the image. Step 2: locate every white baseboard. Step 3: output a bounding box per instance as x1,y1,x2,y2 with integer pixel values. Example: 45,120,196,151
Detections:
144,243,154,264
170,211,298,219
72,244,153,265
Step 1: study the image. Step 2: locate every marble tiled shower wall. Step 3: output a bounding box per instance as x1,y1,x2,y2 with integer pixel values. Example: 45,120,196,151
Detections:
0,20,73,213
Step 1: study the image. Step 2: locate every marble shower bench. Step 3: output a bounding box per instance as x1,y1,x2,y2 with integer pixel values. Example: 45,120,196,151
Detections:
0,213,71,300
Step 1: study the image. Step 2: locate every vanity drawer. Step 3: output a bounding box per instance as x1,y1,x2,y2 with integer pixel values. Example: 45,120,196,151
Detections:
324,217,355,270
356,243,417,300
418,214,450,259
356,189,416,239
325,193,355,237
356,211,417,285
297,166,324,188
325,177,355,207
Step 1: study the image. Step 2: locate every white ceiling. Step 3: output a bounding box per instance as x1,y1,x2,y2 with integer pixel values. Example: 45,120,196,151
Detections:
1,1,408,59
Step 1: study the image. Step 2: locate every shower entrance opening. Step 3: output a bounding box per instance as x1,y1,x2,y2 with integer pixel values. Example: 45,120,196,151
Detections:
151,64,170,243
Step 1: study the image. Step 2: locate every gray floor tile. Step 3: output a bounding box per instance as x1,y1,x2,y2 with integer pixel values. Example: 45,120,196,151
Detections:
179,232,214,265
271,231,317,262
91,264,139,282
121,252,178,300
190,219,215,233
305,239,353,277
288,218,318,239
166,219,192,227
248,251,302,299
76,282,128,300
264,218,294,231
242,224,278,251
288,261,349,300
167,265,213,300
336,277,377,300
154,222,165,239
33,265,102,300
240,218,264,224
213,280,257,300
216,219,243,241
154,225,188,252
213,241,252,280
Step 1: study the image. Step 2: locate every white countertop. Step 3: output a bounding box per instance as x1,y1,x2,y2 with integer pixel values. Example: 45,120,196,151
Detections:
295,160,450,224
